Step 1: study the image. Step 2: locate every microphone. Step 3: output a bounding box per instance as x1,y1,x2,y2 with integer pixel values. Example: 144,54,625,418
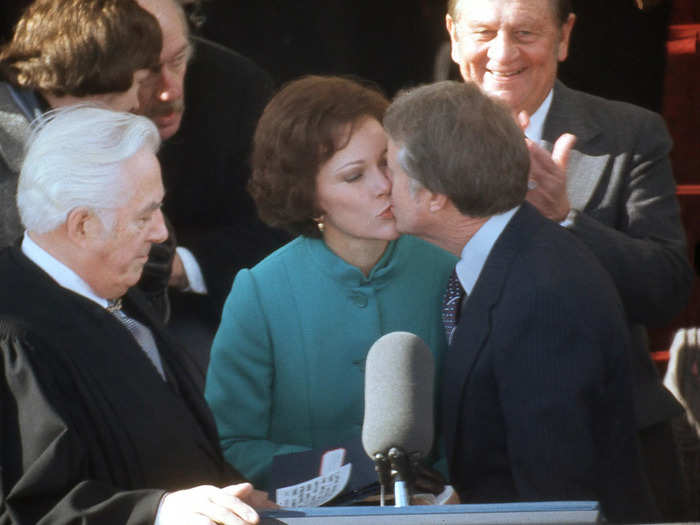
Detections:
362,332,435,506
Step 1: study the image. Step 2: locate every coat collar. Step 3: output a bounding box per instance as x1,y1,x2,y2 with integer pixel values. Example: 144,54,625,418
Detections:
302,235,403,288
2,245,229,476
542,80,602,146
6,245,193,389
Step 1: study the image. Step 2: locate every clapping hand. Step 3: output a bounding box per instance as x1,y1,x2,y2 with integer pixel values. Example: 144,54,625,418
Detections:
517,111,577,222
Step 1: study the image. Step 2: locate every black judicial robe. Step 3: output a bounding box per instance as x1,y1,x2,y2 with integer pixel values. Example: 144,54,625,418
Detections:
0,246,243,525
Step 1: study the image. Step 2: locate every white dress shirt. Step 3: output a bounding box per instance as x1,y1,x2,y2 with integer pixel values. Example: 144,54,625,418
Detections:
22,231,166,376
175,246,207,293
22,232,110,308
524,89,553,143
454,207,519,294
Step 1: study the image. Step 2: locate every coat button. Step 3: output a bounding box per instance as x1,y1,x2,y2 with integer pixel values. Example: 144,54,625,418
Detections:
351,292,368,307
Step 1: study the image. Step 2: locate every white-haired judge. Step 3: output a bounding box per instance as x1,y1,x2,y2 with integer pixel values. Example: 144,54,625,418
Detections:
0,105,274,525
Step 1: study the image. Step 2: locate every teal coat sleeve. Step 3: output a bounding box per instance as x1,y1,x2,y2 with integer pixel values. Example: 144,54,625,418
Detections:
205,268,310,486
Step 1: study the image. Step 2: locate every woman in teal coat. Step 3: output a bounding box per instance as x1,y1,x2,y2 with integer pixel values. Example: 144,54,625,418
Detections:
204,76,456,488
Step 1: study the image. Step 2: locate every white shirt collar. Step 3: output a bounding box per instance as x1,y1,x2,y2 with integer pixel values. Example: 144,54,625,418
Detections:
455,206,519,295
21,231,109,309
524,89,553,143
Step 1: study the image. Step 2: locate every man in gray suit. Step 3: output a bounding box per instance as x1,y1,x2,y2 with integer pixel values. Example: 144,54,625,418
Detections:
446,0,692,519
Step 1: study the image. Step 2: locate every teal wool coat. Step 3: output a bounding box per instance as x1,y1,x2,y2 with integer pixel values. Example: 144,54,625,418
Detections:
205,235,456,487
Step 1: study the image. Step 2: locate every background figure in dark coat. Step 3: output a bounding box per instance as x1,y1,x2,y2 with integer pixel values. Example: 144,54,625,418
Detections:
134,0,287,368
384,80,658,523
188,0,446,96
0,106,272,524
157,36,288,350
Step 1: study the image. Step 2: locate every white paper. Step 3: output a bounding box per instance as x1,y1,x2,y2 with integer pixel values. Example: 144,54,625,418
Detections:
275,463,352,507
320,448,345,475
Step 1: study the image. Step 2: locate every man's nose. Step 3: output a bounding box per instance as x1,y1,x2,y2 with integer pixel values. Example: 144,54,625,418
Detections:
157,68,183,102
487,31,518,63
150,209,169,244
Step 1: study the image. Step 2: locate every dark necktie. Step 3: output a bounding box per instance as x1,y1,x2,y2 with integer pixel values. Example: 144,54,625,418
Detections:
442,270,465,345
107,299,166,380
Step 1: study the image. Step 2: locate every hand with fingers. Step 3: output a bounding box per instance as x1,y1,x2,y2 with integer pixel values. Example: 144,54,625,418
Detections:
517,111,577,223
156,482,278,525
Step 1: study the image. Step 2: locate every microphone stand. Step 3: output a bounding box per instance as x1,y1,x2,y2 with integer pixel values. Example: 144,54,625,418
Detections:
388,447,415,507
372,452,392,507
373,448,433,507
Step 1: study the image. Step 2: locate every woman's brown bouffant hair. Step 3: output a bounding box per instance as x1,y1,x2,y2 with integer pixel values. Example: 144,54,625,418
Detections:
249,75,389,238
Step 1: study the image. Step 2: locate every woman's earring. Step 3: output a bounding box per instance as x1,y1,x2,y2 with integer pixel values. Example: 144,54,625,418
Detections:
314,216,325,233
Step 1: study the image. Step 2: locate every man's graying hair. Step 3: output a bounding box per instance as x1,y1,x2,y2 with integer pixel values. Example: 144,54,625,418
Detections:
383,81,529,217
17,105,161,233
447,0,573,25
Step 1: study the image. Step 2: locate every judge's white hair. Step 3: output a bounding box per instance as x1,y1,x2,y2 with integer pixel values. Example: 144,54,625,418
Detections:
17,105,161,233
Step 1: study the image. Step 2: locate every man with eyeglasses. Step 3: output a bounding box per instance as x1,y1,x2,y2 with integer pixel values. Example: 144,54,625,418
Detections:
135,0,287,377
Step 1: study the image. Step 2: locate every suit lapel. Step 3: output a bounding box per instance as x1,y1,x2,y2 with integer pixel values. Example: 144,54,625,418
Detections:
441,282,494,468
441,205,536,469
542,81,609,211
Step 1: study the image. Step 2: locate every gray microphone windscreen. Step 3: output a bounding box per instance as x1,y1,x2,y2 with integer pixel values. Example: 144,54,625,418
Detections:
362,331,434,459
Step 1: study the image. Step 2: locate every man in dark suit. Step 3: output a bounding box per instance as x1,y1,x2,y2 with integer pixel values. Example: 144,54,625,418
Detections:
134,0,286,364
0,106,273,524
384,80,658,523
444,0,692,519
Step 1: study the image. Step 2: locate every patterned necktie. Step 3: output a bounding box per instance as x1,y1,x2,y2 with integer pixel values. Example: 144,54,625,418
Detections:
441,270,465,345
107,299,166,380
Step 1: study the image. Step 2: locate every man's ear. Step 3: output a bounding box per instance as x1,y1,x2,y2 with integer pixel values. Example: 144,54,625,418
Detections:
65,207,100,245
446,14,460,64
428,192,449,213
558,13,576,62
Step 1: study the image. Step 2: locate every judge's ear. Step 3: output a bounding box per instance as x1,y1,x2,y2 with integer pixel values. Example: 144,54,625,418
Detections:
65,207,103,246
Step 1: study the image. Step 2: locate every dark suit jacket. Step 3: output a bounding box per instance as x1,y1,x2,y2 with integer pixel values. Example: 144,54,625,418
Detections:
442,203,657,523
0,246,243,525
544,81,692,428
158,37,288,330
